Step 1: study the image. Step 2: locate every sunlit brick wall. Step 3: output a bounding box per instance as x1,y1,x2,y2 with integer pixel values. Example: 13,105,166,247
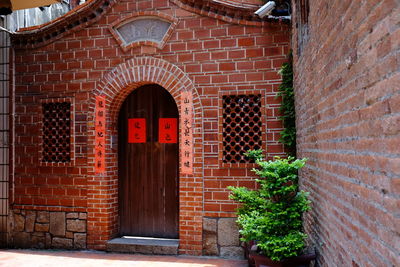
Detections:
12,0,290,255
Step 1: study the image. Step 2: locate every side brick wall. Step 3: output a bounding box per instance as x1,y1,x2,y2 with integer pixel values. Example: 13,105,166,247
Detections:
292,0,400,266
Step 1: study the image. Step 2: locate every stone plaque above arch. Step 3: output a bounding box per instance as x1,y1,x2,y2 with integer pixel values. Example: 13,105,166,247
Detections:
109,11,179,52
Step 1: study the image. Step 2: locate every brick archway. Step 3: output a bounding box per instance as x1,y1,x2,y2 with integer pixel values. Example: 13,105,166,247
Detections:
86,56,204,255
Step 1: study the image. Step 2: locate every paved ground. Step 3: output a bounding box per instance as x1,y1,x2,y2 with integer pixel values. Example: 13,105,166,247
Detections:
0,249,248,267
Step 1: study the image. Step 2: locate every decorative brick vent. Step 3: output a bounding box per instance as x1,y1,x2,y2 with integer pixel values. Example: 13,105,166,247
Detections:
222,94,262,163
42,101,71,163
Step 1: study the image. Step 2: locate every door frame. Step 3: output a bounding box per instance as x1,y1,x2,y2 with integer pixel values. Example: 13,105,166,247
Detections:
87,57,204,255
117,84,179,238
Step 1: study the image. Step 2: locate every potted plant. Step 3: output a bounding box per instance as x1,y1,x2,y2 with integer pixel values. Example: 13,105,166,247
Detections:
228,150,315,267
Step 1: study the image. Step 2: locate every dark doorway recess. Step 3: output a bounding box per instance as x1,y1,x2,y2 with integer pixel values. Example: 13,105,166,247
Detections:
118,84,179,238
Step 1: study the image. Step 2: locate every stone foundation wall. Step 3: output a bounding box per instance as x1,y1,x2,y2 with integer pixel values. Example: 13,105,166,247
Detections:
203,217,243,259
11,209,87,249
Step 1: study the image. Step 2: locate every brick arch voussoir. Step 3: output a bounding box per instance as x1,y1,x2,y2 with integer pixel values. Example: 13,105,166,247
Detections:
92,56,202,131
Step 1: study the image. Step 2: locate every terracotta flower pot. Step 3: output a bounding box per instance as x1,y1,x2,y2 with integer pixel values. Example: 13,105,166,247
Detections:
251,252,316,267
241,241,256,267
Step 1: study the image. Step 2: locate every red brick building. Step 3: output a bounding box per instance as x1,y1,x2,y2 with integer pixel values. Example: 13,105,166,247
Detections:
9,0,289,257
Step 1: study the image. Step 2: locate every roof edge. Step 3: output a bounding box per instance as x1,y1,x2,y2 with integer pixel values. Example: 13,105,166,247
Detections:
12,0,287,50
170,0,286,27
12,0,117,50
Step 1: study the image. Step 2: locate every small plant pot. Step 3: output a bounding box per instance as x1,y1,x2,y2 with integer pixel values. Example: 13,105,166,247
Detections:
241,241,256,267
251,252,316,267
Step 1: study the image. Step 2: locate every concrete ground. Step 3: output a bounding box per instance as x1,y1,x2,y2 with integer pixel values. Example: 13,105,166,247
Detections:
0,249,248,267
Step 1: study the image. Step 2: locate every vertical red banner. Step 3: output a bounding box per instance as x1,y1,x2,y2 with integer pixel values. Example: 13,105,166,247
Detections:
128,118,146,143
95,95,106,174
180,91,193,175
159,118,177,143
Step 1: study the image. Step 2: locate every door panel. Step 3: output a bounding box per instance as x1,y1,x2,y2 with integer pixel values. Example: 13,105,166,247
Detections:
118,84,179,238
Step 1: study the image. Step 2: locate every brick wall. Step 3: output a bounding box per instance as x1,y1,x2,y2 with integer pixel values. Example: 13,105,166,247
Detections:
292,0,400,266
12,0,289,255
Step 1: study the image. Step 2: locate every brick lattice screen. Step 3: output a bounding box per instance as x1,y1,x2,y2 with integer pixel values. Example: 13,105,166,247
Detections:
222,94,262,163
42,102,71,163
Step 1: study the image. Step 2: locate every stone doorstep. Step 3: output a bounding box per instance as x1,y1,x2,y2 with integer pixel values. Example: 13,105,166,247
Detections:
106,236,179,255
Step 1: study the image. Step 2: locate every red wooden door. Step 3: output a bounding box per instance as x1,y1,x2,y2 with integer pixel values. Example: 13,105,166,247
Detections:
118,84,179,238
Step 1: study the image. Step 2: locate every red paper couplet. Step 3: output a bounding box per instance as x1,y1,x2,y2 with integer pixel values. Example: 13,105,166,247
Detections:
180,91,193,175
159,118,178,143
95,95,106,174
128,118,146,143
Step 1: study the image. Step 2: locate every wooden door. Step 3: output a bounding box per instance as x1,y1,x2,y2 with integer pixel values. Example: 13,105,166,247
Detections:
118,84,179,238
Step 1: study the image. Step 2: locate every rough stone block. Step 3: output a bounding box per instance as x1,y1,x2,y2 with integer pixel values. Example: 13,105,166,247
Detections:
66,213,79,219
74,233,87,249
203,233,218,256
134,245,153,254
31,235,45,249
35,223,49,232
66,231,74,239
45,233,52,248
32,232,45,237
50,212,66,236
12,232,31,248
152,245,178,255
106,237,178,255
220,246,244,259
25,211,36,232
203,217,217,233
67,219,86,233
14,214,25,232
79,213,87,220
107,243,136,253
52,237,73,249
36,211,49,223
218,218,239,246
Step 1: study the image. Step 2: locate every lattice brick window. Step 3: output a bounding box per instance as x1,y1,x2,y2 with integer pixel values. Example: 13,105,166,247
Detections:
42,101,72,163
222,94,262,163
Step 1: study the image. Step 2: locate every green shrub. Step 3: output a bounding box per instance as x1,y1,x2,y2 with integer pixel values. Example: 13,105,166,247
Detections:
228,150,310,261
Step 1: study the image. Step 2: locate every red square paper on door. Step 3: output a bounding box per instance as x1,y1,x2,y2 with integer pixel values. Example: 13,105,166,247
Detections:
159,118,177,143
128,118,146,143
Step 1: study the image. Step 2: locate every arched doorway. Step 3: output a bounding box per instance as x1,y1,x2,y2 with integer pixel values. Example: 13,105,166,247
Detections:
118,84,179,238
